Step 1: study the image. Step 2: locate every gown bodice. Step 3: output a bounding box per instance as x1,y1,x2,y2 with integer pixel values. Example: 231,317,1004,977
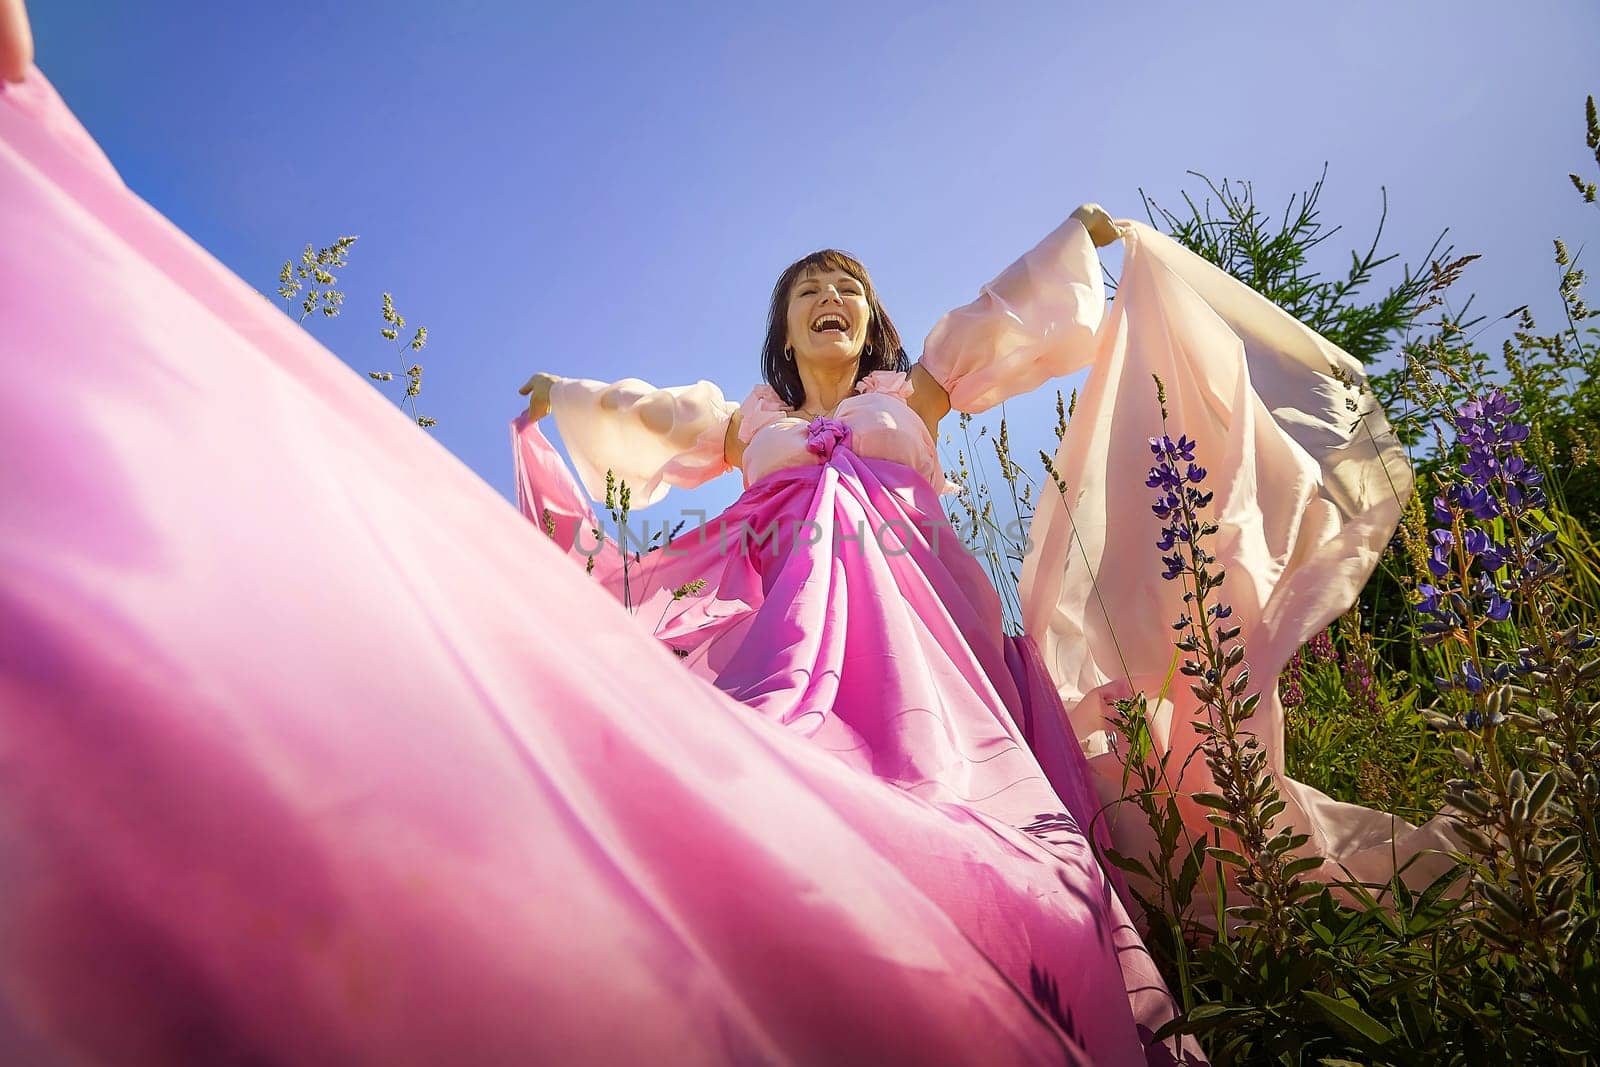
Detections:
735,369,960,496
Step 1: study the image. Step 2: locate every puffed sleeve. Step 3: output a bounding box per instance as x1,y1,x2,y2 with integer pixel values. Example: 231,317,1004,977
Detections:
735,383,790,445
547,375,738,508
917,215,1107,414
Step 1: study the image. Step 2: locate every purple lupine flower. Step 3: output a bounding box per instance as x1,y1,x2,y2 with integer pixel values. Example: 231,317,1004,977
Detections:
1414,388,1556,655
1147,433,1217,586
1280,646,1306,709
1340,645,1383,716
1428,530,1455,577
1462,528,1509,572
1444,389,1547,516
804,416,852,460
1485,593,1513,622
1149,434,1197,463
1457,485,1501,520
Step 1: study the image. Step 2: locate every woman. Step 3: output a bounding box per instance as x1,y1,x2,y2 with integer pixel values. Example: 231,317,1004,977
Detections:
509,187,1453,1060
510,222,1210,1063
513,213,1120,840
515,222,1133,830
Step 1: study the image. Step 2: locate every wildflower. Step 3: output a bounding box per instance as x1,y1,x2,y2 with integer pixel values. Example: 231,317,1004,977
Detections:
1445,391,1547,517
1280,657,1305,708
1415,389,1557,649
1434,659,1484,695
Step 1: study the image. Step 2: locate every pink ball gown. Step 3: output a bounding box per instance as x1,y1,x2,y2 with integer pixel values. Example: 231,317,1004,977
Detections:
1,59,1451,1065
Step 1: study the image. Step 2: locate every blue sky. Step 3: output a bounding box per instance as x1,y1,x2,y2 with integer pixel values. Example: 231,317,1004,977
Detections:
30,1,1600,521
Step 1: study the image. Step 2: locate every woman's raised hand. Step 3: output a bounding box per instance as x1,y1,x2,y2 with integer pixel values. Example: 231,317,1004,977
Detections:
1070,203,1121,248
519,372,558,421
1,0,34,83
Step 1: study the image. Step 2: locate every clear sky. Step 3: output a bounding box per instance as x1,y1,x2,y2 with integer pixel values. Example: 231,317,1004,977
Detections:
28,0,1600,522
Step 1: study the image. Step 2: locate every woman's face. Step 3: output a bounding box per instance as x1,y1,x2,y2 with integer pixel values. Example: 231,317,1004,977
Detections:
785,267,871,370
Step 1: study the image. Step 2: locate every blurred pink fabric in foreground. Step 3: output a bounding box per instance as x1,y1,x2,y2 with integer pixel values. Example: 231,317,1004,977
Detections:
0,68,1191,1065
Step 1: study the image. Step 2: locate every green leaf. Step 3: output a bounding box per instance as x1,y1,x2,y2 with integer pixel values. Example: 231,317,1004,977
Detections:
1151,1001,1242,1041
1102,848,1150,879
1304,990,1395,1045
1283,855,1325,878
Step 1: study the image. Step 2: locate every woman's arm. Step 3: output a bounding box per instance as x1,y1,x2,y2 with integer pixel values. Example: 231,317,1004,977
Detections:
905,363,952,440
722,408,746,472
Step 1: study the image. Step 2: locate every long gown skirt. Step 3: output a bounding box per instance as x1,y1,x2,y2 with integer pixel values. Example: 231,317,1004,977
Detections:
515,418,1191,1056
0,70,1196,1065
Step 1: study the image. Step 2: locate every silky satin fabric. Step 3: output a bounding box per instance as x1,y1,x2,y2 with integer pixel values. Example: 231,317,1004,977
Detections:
1011,221,1459,895
513,416,1188,1061
0,69,1190,1065
549,373,738,508
514,416,1097,833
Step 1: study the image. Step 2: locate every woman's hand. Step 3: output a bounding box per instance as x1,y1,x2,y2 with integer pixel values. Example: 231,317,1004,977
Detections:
1070,203,1121,248
1,0,33,83
518,372,558,421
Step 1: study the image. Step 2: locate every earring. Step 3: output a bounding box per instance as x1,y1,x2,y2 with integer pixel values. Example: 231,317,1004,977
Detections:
784,345,794,361
864,343,875,359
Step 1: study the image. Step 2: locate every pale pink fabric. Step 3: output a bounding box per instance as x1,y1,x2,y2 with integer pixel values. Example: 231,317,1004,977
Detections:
955,216,1459,896
548,374,738,507
0,69,1195,1065
919,213,1105,414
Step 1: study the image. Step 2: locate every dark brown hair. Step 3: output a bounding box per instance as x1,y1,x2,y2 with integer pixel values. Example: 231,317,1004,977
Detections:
760,249,909,410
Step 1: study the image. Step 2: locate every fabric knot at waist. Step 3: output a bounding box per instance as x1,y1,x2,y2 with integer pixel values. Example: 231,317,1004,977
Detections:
804,416,852,460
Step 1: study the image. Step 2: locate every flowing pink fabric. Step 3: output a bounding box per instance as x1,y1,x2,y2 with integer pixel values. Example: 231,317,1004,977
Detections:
0,69,1198,1065
1001,220,1459,899
512,409,1191,1060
